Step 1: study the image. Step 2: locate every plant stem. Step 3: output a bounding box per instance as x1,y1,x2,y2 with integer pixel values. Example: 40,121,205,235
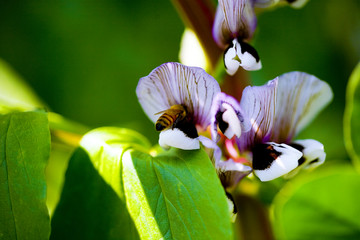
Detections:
171,0,222,72
221,68,251,100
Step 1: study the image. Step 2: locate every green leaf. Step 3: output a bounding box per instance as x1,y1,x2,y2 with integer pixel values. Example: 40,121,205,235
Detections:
273,164,360,240
0,59,45,113
0,111,51,239
51,127,232,240
344,62,360,170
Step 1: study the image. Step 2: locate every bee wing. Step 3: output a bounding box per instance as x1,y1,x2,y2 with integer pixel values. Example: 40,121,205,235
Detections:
155,110,167,115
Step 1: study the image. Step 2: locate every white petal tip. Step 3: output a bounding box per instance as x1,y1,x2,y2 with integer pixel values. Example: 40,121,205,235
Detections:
253,143,303,182
159,129,200,150
224,39,261,74
293,139,326,169
242,60,262,71
224,46,239,76
222,103,242,138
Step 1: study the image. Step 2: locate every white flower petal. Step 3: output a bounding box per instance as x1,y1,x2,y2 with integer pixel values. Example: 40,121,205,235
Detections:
224,41,240,75
213,0,257,48
238,79,278,151
224,39,261,75
159,129,200,150
136,62,220,128
271,72,333,142
284,139,326,178
253,142,303,182
211,92,250,142
222,103,242,138
294,139,326,168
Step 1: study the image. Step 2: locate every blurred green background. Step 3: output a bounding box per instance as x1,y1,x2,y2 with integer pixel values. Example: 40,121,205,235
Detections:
0,0,359,162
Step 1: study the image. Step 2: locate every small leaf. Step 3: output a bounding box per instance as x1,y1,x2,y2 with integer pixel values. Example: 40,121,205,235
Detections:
0,59,45,113
273,164,360,240
51,127,232,240
0,111,51,240
344,62,360,170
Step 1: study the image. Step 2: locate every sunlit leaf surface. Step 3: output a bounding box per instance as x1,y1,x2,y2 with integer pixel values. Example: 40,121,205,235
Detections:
0,111,51,239
273,165,360,240
0,59,45,113
344,62,360,170
51,127,232,240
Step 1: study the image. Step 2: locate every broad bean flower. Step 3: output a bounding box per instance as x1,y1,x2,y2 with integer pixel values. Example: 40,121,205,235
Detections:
213,0,309,75
137,62,332,186
136,62,221,150
214,72,333,185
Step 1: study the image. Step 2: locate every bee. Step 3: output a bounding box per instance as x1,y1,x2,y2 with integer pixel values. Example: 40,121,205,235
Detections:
155,104,187,131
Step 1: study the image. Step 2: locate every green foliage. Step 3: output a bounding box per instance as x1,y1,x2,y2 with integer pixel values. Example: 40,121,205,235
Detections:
344,62,360,170
0,111,51,239
51,127,233,240
273,164,360,240
0,59,45,113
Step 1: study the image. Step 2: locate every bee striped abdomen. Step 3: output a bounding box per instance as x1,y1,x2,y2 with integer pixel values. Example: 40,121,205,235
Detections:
155,113,177,131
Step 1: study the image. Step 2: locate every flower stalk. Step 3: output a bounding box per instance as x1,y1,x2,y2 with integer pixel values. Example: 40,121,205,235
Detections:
171,0,222,72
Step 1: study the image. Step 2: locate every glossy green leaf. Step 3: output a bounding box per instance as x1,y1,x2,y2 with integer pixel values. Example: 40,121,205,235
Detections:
344,62,360,170
0,111,51,239
0,59,45,113
273,165,360,240
51,127,232,240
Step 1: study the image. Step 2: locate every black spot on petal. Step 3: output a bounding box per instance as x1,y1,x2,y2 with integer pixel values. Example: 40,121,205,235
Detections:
309,158,319,165
215,111,229,135
175,119,198,139
252,144,281,170
290,143,305,152
298,157,305,166
290,143,305,166
238,40,260,62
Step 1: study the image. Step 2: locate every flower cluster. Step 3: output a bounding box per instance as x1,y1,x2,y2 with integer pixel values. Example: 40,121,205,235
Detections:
137,62,332,186
136,0,332,191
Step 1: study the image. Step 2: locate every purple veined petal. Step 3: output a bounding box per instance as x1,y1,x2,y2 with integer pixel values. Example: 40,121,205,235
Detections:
159,128,200,150
212,0,257,49
136,62,221,128
252,142,303,182
237,78,278,151
271,72,333,143
216,158,253,188
211,92,251,142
